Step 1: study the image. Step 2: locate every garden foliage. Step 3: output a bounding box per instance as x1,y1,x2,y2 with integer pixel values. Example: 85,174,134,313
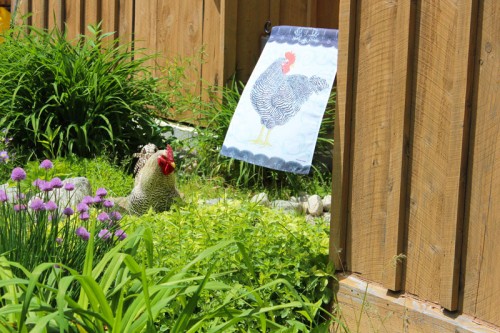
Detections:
0,23,170,160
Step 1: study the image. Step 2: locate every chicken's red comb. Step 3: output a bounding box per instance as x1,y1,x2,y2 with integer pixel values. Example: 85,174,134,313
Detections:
285,51,296,64
166,144,174,160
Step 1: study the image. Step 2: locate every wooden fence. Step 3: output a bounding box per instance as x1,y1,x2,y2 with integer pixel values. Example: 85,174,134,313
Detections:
8,0,337,96
332,0,499,331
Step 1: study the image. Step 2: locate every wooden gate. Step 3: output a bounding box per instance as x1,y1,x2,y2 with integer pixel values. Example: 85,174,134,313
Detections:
331,0,499,331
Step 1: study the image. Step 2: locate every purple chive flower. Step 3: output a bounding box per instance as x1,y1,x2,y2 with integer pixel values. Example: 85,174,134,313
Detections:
110,211,122,221
45,200,57,211
14,204,26,211
98,229,111,240
97,212,110,223
64,182,75,191
62,207,74,216
114,229,127,240
75,227,90,241
93,195,103,204
0,190,7,202
39,181,54,192
76,202,89,213
11,167,26,181
79,211,90,221
81,196,94,205
96,188,107,197
15,193,25,200
55,237,63,244
40,159,53,170
50,177,63,189
32,178,44,188
103,200,114,208
29,198,45,211
0,150,9,162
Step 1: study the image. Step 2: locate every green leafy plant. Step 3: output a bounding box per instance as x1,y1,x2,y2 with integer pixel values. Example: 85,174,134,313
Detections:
125,185,336,330
0,226,335,332
0,23,170,160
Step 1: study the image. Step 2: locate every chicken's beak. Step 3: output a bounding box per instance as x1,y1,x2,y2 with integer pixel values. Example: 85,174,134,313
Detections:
170,162,176,169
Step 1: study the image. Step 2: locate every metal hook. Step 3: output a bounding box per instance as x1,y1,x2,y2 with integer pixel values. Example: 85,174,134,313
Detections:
264,20,272,35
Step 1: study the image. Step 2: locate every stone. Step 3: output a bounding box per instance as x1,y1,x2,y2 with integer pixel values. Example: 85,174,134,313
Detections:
55,177,93,208
251,192,270,206
322,195,332,212
271,200,303,214
323,212,331,223
307,194,323,216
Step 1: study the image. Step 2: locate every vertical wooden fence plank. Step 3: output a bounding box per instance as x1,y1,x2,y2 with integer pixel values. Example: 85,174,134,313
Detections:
279,0,308,26
462,0,500,326
134,0,157,68
330,0,356,271
406,0,477,311
118,0,133,44
101,0,118,39
316,0,338,29
202,0,223,93
223,0,238,82
65,0,83,40
156,0,202,77
84,0,100,34
47,0,63,31
236,0,268,81
306,0,317,27
269,0,281,27
346,0,413,290
11,0,30,26
31,0,47,29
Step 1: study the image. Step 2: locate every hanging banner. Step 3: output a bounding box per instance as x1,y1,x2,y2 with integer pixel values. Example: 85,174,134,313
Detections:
220,26,338,174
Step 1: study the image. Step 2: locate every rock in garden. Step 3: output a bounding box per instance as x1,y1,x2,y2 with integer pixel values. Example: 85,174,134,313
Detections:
50,177,92,208
323,212,331,223
322,194,332,212
251,192,270,206
271,200,303,214
307,194,323,216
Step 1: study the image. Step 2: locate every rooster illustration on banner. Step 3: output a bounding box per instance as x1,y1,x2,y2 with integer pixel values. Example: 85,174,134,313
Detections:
221,26,338,174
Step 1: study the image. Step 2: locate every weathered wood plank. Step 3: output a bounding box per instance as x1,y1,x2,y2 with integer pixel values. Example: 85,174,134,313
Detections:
133,0,157,69
202,0,223,92
222,0,238,83
306,0,317,27
330,0,355,274
157,0,202,79
335,274,500,333
47,0,63,31
279,0,308,26
101,0,118,40
347,0,413,291
235,0,268,81
65,0,83,40
117,0,133,44
406,0,476,310
316,0,338,29
462,0,500,326
84,0,100,32
31,0,47,29
11,0,30,26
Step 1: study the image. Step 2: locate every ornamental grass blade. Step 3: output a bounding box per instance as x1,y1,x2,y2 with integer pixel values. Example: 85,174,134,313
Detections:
171,265,214,332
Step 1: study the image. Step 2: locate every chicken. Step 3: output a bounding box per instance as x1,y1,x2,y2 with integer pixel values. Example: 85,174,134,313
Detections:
114,144,180,215
250,51,329,146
